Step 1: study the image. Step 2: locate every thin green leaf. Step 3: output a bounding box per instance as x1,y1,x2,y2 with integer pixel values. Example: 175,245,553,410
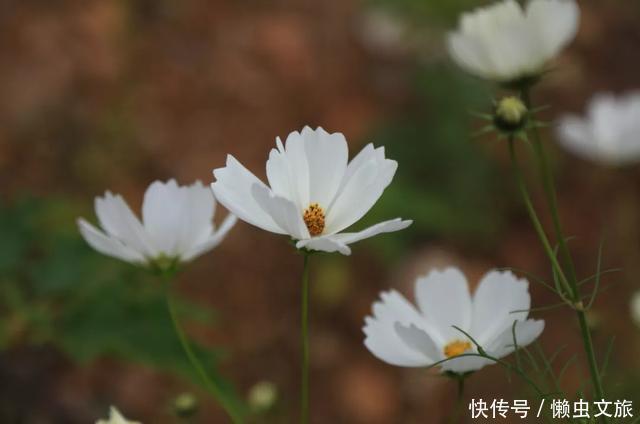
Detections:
577,268,622,287
586,237,606,309
599,336,616,378
535,342,568,399
468,110,493,120
558,354,577,386
510,300,572,314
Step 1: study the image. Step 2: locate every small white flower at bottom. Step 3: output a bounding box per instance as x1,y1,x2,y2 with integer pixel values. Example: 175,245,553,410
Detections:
96,407,141,424
363,267,544,374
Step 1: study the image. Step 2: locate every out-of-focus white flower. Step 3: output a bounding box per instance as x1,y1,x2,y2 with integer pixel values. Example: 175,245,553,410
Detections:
211,126,411,255
358,9,409,55
557,92,640,166
447,0,579,83
363,267,544,373
631,291,640,328
96,407,140,424
78,180,237,267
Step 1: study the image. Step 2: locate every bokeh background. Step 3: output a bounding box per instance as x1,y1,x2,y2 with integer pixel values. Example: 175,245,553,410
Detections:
1,0,640,422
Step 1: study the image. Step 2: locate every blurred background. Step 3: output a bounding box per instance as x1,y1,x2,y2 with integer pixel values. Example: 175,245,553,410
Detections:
1,0,640,422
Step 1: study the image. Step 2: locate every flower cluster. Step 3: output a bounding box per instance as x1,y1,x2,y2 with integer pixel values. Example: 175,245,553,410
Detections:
77,0,638,421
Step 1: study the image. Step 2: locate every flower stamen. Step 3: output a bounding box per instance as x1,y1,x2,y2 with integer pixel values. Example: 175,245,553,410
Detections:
303,203,325,236
443,340,472,358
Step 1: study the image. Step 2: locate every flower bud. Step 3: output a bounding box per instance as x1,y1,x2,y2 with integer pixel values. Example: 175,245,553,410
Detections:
173,392,198,418
494,96,528,133
248,381,278,413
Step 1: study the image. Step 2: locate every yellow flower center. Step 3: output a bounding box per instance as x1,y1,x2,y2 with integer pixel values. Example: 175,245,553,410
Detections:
303,203,325,236
443,340,472,358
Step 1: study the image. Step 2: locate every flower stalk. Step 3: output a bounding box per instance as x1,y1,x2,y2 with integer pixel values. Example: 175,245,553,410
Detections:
162,273,243,423
512,88,607,415
449,373,467,424
507,139,573,299
300,252,311,424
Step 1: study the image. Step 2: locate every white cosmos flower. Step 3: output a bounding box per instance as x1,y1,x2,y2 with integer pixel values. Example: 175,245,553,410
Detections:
363,267,545,373
96,407,140,424
557,92,640,166
210,126,412,255
78,179,237,266
447,0,579,83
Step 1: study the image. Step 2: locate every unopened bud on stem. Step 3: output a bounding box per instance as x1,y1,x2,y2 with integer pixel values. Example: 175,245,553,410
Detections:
494,96,528,133
173,392,198,418
248,381,278,413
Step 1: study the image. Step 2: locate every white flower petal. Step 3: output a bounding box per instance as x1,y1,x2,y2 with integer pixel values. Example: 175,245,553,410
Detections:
266,140,297,204
266,134,306,209
470,270,530,346
527,0,579,59
142,179,188,256
95,192,158,258
77,218,146,263
415,267,472,344
181,213,237,262
377,290,427,324
251,183,310,240
325,148,397,234
485,319,545,359
330,218,412,245
394,323,442,364
447,33,490,80
440,354,493,374
340,143,377,183
141,180,219,258
96,406,141,424
212,155,285,234
301,126,349,207
278,130,311,208
177,181,218,252
296,218,411,255
362,291,433,367
295,236,351,255
265,127,348,212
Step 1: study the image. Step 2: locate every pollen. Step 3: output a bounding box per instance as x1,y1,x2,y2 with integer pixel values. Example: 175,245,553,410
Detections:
303,203,325,236
443,340,472,358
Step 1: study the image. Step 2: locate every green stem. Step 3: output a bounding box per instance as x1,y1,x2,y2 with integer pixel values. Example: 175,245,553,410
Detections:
300,253,311,424
508,139,573,298
522,89,579,295
517,88,607,414
449,375,466,424
163,276,243,424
